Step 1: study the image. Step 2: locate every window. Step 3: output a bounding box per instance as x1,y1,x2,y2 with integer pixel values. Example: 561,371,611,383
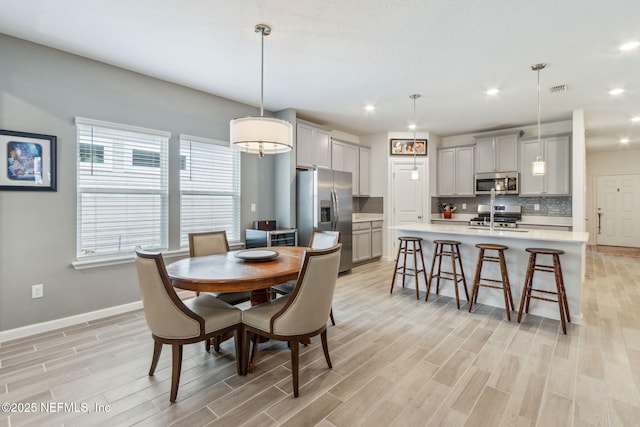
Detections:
76,118,170,258
179,135,241,247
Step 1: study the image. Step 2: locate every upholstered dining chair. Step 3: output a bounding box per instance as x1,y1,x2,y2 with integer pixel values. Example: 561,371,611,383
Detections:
241,244,342,397
188,231,252,305
135,247,243,402
271,230,341,325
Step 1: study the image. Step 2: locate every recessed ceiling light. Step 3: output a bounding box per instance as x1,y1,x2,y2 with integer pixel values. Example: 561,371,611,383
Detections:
609,88,625,96
408,124,417,130
620,138,630,144
619,41,640,51
485,88,499,96
364,105,376,112
631,116,640,122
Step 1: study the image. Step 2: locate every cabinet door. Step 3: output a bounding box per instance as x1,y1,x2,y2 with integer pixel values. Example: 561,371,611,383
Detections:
314,128,332,169
359,147,371,196
331,140,345,171
371,227,383,258
296,123,315,168
519,138,544,195
343,144,359,195
437,148,456,196
354,230,372,262
455,146,475,195
495,134,518,171
474,137,495,173
545,136,570,195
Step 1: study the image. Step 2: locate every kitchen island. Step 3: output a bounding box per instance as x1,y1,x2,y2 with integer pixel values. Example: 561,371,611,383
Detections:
391,223,589,323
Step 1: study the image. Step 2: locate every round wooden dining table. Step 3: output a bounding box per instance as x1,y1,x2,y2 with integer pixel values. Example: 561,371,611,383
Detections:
166,246,306,305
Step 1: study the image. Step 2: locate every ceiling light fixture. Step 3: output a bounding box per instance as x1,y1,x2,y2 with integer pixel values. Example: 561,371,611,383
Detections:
409,94,421,181
364,105,376,112
619,41,640,51
229,24,293,157
631,116,640,123
620,138,630,144
531,63,547,176
608,88,625,96
485,88,500,96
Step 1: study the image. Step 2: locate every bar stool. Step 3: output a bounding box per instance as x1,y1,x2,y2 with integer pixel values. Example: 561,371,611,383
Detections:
518,248,571,334
468,243,515,320
390,236,428,299
427,240,469,308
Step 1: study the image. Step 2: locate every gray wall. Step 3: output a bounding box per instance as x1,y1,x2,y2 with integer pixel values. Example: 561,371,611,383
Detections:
0,34,281,331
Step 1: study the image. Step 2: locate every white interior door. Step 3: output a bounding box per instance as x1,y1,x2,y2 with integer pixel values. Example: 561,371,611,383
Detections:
596,174,640,247
390,161,426,255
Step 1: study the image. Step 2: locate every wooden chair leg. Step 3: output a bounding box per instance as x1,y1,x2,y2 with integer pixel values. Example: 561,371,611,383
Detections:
291,338,300,397
321,329,332,369
213,335,221,352
390,242,403,293
205,338,211,352
413,242,420,299
240,326,251,375
170,344,183,402
455,245,470,301
450,246,461,309
249,333,259,373
233,327,243,375
149,340,162,376
518,253,535,323
329,308,336,326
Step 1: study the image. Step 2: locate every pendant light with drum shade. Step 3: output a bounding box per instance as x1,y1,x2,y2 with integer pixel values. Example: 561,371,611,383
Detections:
531,63,546,176
409,94,421,181
230,24,293,157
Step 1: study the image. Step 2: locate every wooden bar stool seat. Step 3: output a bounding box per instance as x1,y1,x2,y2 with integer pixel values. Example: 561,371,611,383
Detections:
517,248,571,334
390,236,428,300
427,240,469,308
468,243,515,320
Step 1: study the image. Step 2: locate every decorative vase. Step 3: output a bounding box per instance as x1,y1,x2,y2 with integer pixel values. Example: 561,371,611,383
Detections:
443,211,452,219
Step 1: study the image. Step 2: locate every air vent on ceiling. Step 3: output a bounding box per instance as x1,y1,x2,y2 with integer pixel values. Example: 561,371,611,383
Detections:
549,84,568,93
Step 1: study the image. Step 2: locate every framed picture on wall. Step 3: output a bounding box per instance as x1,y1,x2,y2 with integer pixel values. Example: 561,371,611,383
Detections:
389,138,427,156
1,129,57,191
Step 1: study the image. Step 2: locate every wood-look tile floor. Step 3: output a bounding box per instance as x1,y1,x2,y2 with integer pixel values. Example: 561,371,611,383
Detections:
1,246,639,426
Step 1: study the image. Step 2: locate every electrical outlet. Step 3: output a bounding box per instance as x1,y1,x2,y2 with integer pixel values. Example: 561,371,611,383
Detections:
462,203,467,210
32,284,44,299
250,203,256,212
534,204,540,211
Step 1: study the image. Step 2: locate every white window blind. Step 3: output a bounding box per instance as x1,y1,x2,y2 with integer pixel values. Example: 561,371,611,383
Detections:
76,118,170,258
180,134,241,247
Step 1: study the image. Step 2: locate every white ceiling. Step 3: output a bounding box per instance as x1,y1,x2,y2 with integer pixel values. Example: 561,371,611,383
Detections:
1,0,639,150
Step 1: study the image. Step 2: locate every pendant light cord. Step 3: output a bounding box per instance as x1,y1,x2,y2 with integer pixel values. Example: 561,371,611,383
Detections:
260,28,265,117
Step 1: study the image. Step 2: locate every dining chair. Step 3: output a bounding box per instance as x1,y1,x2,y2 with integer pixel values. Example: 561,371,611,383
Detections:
189,231,252,300
241,244,342,397
271,230,340,325
134,247,243,402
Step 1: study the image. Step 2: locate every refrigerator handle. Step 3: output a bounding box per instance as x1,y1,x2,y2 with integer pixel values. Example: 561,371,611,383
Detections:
334,188,340,226
331,189,338,230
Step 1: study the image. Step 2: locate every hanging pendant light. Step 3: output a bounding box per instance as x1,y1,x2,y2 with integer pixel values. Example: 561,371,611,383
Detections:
531,63,546,176
230,24,293,157
409,94,421,181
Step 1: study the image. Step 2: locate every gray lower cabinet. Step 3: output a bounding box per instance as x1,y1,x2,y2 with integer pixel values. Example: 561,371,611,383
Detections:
353,220,383,264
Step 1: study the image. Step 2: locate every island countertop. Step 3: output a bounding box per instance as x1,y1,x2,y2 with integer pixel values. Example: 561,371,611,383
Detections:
389,222,588,325
392,222,588,243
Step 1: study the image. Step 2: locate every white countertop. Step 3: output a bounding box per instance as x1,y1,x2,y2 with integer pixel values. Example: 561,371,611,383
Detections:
353,213,384,223
392,222,588,243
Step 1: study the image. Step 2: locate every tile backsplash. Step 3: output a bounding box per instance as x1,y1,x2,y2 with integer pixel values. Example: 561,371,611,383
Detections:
354,196,383,214
432,195,572,217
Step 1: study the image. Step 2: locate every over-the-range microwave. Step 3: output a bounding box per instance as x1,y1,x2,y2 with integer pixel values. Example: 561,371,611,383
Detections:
475,172,519,195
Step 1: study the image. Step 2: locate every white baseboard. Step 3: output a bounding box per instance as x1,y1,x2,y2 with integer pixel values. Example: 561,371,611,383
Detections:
0,291,194,344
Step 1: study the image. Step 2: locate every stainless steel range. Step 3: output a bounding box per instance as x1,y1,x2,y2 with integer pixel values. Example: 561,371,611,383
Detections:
469,205,521,228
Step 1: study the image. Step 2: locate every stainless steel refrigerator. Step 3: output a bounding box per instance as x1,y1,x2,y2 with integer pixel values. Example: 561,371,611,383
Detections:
297,169,353,273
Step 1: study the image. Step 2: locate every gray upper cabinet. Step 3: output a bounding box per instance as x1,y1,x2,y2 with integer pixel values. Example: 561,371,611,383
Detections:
437,145,475,196
332,139,370,196
519,135,571,196
296,121,331,169
475,134,519,173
